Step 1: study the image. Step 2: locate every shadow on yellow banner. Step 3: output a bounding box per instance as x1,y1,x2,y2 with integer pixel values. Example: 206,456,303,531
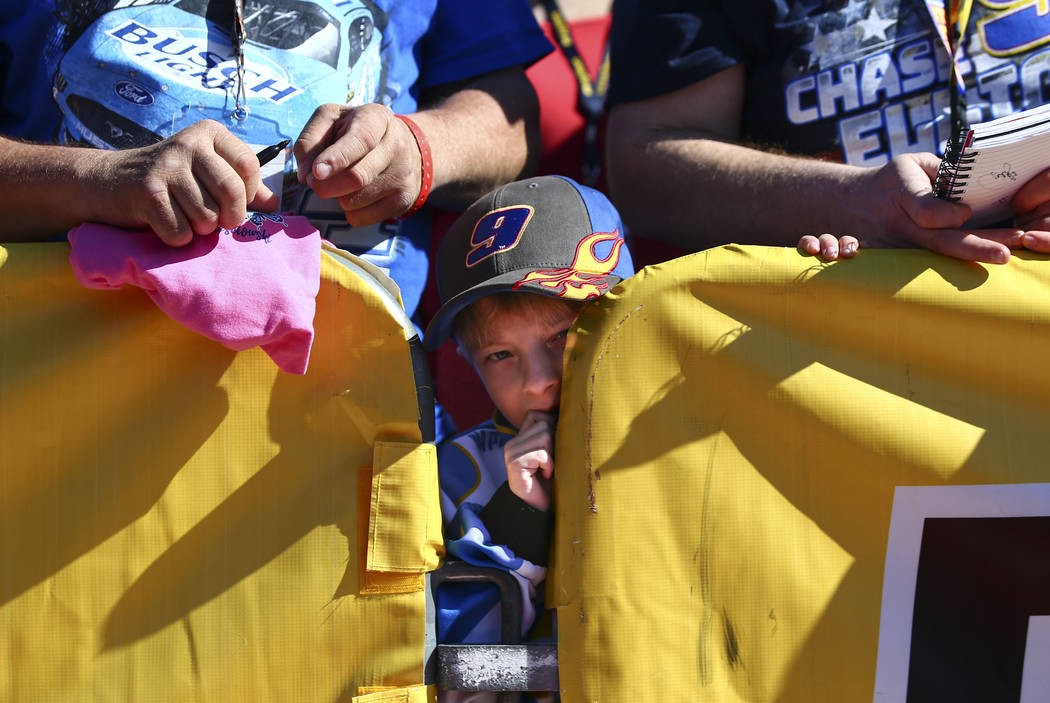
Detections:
552,246,1050,702
0,242,439,702
6,240,1050,702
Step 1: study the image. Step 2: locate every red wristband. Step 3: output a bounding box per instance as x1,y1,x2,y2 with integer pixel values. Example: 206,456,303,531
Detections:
394,113,433,218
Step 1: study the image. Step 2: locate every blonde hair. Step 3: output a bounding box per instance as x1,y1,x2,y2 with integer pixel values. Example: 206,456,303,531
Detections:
453,292,585,353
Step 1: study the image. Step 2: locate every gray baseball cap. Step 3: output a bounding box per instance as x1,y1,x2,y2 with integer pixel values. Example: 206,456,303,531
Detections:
424,175,634,349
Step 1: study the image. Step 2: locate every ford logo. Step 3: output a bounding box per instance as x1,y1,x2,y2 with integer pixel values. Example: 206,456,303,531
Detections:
113,80,154,106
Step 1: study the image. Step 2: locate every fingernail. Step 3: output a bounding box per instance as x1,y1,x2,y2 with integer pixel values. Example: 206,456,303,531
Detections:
842,242,856,255
826,247,838,259
315,162,331,180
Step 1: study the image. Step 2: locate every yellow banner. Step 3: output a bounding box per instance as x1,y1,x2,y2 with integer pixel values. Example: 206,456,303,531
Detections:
0,243,436,701
552,246,1050,701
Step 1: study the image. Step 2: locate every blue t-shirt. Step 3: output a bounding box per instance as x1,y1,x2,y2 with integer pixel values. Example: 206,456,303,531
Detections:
0,0,552,318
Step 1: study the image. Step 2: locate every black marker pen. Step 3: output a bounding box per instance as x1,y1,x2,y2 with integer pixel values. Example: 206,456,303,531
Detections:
256,139,290,167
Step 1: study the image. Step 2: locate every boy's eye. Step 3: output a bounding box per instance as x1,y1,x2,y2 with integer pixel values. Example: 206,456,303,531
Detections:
549,329,569,345
487,350,511,362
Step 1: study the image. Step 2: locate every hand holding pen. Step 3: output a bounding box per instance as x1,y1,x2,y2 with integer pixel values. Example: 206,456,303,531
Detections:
77,120,280,246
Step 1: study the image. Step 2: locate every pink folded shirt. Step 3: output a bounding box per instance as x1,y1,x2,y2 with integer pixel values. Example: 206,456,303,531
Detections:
68,213,322,375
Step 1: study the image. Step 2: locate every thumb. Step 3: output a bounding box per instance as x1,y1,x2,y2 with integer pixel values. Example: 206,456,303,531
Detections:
903,193,972,230
899,152,971,229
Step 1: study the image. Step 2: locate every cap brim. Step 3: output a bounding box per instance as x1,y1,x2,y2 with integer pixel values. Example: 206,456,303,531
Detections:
422,268,623,350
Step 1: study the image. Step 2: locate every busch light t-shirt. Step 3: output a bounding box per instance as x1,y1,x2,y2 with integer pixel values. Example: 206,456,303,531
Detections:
608,0,1050,167
0,0,551,318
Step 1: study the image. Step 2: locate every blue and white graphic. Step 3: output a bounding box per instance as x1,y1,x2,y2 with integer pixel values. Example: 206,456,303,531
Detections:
774,0,1050,166
52,0,383,149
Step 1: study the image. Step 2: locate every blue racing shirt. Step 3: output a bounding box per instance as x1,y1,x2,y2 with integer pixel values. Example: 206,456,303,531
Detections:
437,413,553,643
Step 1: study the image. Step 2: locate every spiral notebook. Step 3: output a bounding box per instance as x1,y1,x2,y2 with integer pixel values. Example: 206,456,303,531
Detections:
934,103,1050,226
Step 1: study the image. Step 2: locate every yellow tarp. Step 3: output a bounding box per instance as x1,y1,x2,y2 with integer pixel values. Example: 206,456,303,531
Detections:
8,240,1049,701
0,243,441,701
552,246,1050,702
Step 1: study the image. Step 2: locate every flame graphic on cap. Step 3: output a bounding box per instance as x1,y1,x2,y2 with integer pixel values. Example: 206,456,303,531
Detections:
513,230,624,300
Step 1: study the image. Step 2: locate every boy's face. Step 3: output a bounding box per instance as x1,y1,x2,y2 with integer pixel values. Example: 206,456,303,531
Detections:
460,296,577,429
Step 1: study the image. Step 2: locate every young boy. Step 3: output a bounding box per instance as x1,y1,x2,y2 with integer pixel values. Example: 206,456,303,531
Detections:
424,175,634,644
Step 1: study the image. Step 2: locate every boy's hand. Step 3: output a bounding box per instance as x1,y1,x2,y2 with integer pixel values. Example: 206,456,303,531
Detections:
504,410,556,512
797,233,860,261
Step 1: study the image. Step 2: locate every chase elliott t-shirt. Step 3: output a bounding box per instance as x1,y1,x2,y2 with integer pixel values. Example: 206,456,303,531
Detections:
608,0,1050,167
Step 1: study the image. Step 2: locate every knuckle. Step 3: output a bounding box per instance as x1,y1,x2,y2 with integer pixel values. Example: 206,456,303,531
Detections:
319,102,344,119
141,179,170,208
168,128,198,150
351,112,389,151
348,163,376,188
347,128,381,157
358,101,393,121
212,172,246,204
151,149,187,175
192,119,224,141
229,150,257,177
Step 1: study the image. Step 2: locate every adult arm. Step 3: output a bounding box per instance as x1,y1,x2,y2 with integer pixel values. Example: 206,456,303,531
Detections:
606,65,1031,264
0,120,275,245
294,66,540,225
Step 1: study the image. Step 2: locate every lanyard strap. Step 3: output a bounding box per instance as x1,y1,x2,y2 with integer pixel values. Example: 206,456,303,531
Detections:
539,0,610,186
232,0,248,121
923,0,973,135
924,0,972,71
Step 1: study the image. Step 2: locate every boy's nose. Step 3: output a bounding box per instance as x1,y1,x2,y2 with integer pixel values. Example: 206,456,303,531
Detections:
523,350,560,399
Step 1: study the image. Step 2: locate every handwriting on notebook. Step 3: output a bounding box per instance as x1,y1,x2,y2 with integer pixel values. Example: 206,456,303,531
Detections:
935,102,1050,226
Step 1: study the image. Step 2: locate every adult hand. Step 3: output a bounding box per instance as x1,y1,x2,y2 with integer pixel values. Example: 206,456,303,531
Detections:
503,410,556,512
854,152,1023,263
1010,167,1050,252
93,119,276,246
294,102,423,225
